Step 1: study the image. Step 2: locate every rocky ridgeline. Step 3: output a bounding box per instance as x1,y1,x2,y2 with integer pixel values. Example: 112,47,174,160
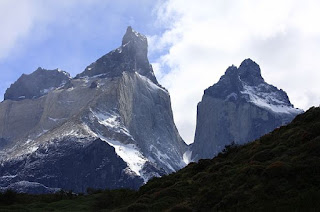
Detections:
4,68,71,101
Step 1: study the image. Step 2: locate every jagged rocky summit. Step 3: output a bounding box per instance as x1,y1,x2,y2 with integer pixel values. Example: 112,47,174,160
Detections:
0,27,187,193
4,68,71,101
76,26,158,85
191,59,303,161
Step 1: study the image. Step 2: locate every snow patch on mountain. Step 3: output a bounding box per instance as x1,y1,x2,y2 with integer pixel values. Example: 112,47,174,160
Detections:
136,72,167,93
95,112,119,128
183,150,192,164
48,117,65,122
88,109,152,182
149,145,175,172
90,109,132,137
98,135,148,181
241,83,303,114
40,87,55,95
225,92,238,101
132,28,147,41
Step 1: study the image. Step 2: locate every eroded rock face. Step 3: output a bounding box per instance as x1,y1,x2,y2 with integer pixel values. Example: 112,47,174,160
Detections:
4,68,70,101
0,27,187,193
191,59,303,161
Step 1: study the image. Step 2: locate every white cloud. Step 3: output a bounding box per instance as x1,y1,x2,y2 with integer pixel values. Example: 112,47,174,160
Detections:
0,0,98,61
0,1,36,59
152,0,320,144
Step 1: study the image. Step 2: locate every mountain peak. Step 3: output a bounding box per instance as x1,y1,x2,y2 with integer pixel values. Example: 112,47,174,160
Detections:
224,65,238,76
238,58,264,85
76,27,158,84
240,58,257,66
204,58,302,114
192,59,303,161
4,68,71,101
121,26,148,63
35,67,44,71
122,26,147,46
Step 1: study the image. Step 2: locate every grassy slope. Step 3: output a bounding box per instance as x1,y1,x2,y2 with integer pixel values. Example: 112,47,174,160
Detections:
1,107,320,211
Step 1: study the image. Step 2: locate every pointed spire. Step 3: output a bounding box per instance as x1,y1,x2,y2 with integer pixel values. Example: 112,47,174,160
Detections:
76,26,158,85
122,26,147,46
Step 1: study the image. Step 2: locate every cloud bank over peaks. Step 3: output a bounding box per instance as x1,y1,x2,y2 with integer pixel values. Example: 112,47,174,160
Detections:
151,0,320,144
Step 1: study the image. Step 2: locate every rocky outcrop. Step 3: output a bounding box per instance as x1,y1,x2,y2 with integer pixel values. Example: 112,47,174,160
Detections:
4,68,70,101
191,59,302,161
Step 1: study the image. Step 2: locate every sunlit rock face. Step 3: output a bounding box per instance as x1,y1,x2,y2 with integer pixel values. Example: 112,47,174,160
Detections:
191,59,303,161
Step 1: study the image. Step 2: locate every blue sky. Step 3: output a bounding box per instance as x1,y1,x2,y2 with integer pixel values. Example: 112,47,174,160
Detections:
1,0,320,144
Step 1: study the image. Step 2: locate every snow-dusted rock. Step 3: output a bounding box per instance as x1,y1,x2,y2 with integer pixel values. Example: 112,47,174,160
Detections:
0,181,60,194
191,59,303,161
0,27,187,193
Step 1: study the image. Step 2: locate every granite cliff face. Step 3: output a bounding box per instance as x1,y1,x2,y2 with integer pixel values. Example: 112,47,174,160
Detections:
0,27,187,193
191,59,303,161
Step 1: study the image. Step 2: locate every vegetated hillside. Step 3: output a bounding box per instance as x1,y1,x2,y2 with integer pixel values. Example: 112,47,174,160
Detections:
1,107,320,211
